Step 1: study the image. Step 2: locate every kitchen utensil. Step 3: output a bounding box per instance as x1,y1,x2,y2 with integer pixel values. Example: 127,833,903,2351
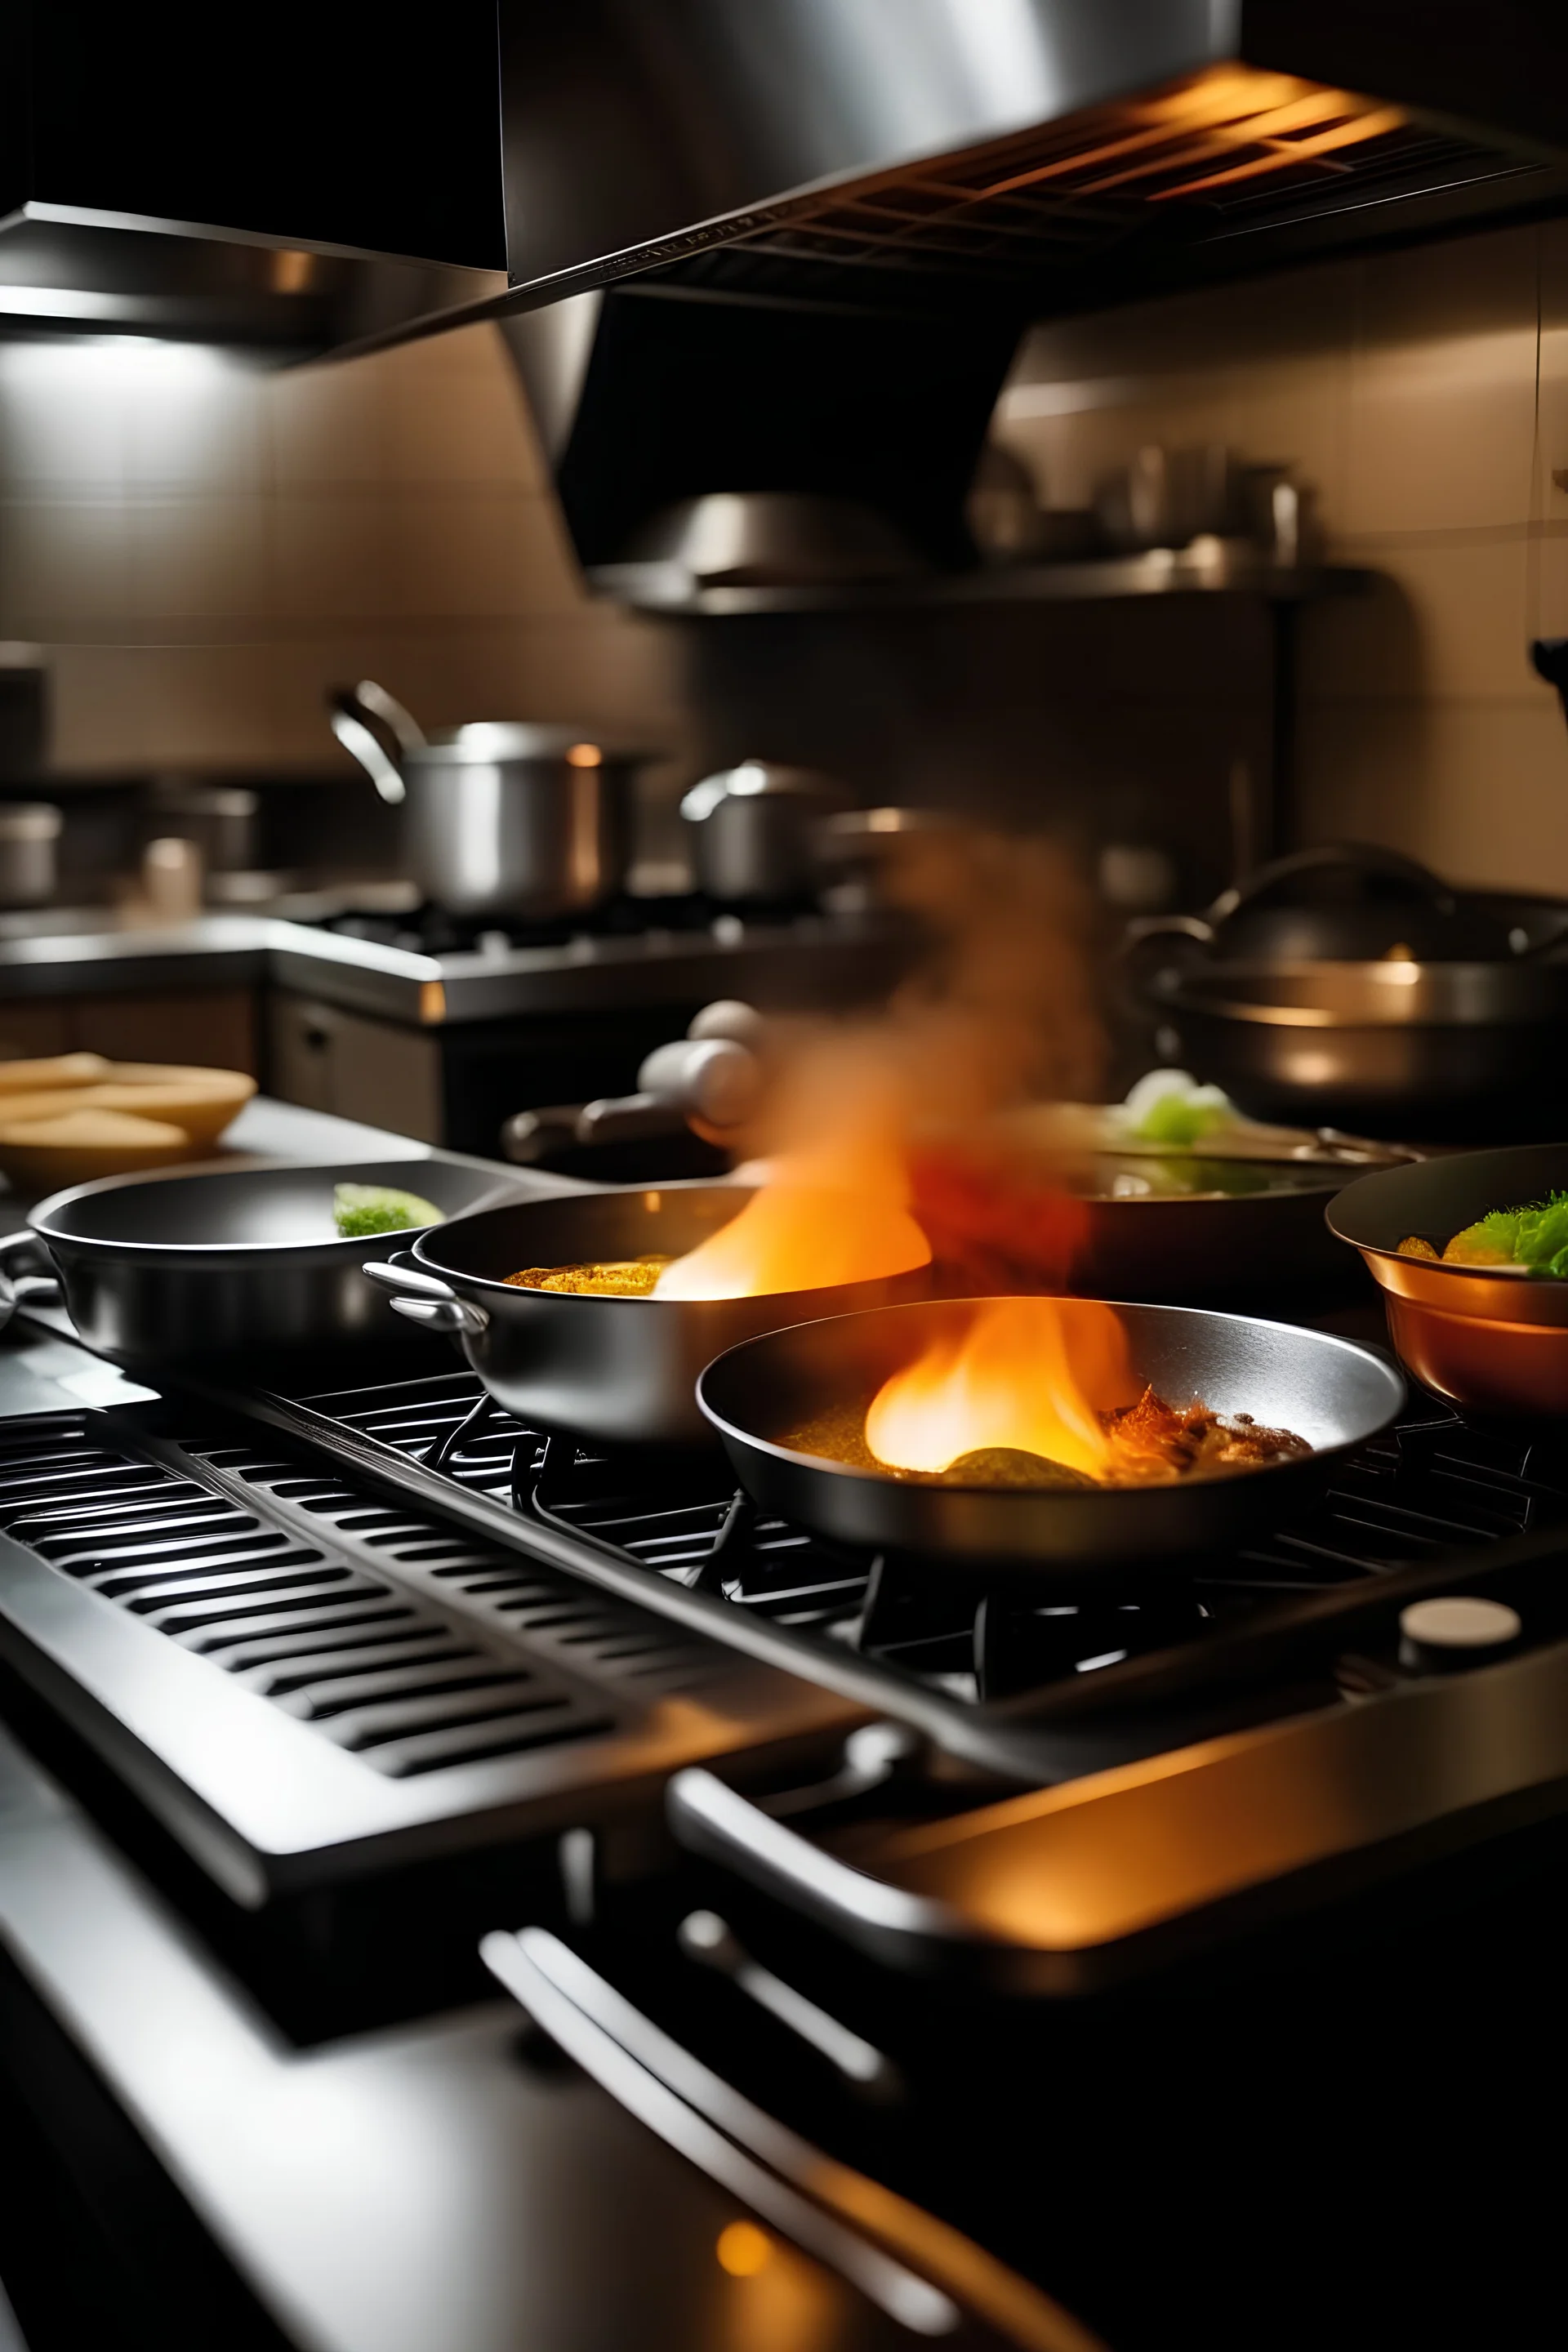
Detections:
1127,844,1521,967
363,1183,930,1446
1,1156,524,1364
1122,848,1568,1138
680,760,850,902
1329,1143,1568,1414
697,1298,1403,1568
328,680,649,920
0,801,59,906
1094,445,1247,554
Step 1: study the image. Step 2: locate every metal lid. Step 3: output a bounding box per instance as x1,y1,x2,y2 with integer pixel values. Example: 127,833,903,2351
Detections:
418,724,653,766
0,802,60,840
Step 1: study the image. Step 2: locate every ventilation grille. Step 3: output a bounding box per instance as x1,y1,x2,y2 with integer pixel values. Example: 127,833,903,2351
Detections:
644,69,1542,309
0,1414,679,1780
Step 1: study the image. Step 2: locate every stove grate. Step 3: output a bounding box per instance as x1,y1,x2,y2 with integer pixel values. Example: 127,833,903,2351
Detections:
298,1375,1567,1713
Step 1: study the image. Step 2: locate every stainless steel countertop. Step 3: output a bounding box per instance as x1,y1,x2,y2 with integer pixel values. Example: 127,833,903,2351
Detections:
0,911,906,1027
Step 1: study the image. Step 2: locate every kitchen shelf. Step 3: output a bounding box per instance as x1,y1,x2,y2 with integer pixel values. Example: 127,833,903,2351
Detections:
586,552,1373,618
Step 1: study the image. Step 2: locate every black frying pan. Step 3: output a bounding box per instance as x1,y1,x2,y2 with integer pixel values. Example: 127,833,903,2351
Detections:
697,1298,1404,1569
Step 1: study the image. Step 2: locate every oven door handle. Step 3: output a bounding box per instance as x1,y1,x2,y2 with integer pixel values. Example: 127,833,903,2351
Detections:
362,1254,488,1337
480,1926,1102,2352
0,1228,63,1321
667,1766,981,1968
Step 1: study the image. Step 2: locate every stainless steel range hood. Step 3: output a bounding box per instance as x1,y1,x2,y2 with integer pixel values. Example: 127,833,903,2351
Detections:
492,0,1568,597
0,3,507,359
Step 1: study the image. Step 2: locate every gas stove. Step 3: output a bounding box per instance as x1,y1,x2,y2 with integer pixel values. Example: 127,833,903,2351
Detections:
3,1327,1568,2347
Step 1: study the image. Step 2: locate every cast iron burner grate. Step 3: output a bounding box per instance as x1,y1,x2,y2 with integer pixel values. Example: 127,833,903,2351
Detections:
310,893,803,958
292,1370,1568,1714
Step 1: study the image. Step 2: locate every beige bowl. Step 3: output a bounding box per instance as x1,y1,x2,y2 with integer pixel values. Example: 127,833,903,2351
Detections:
0,1107,194,1192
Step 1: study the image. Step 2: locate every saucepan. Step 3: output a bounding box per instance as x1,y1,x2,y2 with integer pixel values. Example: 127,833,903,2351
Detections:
1329,1143,1568,1414
363,1182,930,1446
697,1298,1404,1569
0,1157,528,1365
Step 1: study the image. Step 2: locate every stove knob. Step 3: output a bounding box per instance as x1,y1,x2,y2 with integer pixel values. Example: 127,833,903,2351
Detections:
1398,1596,1521,1674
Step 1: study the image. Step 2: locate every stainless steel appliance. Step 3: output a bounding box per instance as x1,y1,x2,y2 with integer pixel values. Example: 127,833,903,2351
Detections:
327,681,646,921
493,2,1568,597
3,1232,1568,2346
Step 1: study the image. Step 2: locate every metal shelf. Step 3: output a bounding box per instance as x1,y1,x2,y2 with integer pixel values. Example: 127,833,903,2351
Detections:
587,553,1373,618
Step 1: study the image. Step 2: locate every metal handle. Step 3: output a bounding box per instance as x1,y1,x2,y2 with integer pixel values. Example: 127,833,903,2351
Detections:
667,1767,970,1966
677,1909,902,2101
348,677,427,755
480,1927,1101,2350
362,1256,488,1337
1207,842,1453,924
328,703,406,806
0,1228,62,1315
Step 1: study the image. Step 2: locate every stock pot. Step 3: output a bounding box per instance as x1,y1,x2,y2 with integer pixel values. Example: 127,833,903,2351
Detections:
329,679,653,919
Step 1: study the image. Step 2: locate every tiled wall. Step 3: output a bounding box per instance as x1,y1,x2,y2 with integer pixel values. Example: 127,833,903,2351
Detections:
996,217,1568,894
0,324,688,782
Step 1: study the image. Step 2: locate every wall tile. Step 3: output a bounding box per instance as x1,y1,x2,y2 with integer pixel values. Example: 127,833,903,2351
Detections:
268,357,389,488
1305,534,1535,704
0,498,131,629
270,492,394,621
1343,325,1538,537
127,496,270,625
385,489,581,617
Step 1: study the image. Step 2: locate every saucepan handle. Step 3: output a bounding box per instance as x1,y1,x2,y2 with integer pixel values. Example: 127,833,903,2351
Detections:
0,1229,63,1316
362,1254,489,1338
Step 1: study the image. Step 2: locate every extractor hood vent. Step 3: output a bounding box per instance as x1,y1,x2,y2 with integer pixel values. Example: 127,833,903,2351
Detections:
0,2,507,359
497,3,1568,323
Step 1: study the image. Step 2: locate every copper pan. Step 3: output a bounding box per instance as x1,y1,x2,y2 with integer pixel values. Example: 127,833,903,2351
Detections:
1328,1143,1568,1414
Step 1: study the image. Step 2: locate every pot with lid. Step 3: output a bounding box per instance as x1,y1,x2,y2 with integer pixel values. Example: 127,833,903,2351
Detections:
1121,844,1568,1140
680,760,850,903
329,679,653,919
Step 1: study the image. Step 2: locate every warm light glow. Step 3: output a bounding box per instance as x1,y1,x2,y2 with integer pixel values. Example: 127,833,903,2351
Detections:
716,2221,773,2277
566,742,603,768
865,1297,1136,1479
653,1174,930,1298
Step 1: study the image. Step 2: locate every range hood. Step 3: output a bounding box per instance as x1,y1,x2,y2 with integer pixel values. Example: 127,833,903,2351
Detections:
0,3,507,358
492,0,1568,596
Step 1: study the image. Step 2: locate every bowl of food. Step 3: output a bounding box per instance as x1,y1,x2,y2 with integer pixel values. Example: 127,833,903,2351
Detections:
0,1055,256,1188
1328,1143,1568,1413
697,1294,1403,1566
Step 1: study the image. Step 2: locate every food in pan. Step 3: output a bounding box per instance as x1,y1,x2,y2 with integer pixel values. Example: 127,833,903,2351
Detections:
780,1296,1310,1490
332,1183,445,1239
1397,1191,1568,1276
783,1386,1310,1490
507,1256,674,1296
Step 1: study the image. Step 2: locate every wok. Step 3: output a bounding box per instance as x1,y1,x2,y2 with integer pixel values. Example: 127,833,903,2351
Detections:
697,1298,1404,1569
363,1183,930,1447
1329,1143,1568,1414
0,1156,523,1365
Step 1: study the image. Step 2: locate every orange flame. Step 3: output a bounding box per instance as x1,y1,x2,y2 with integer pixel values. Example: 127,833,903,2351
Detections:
864,1298,1138,1480
654,1117,930,1300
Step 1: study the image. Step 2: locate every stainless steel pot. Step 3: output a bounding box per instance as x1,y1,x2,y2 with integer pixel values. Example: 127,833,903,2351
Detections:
329,679,648,919
1,1156,527,1365
364,1182,929,1446
680,760,849,902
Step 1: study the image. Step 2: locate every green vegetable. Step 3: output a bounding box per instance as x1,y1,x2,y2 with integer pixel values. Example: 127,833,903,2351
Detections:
333,1183,445,1239
1134,1089,1230,1147
1449,1191,1568,1275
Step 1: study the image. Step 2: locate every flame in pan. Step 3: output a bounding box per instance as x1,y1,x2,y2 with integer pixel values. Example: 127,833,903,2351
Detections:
864,1297,1138,1480
653,1137,930,1301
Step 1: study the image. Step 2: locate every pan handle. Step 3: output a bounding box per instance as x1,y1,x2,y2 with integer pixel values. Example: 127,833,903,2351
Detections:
362,1255,488,1338
0,1229,62,1312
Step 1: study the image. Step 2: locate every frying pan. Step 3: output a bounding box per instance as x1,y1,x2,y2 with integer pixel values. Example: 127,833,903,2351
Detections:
697,1298,1404,1568
363,1182,930,1446
1329,1143,1568,1414
0,1156,525,1365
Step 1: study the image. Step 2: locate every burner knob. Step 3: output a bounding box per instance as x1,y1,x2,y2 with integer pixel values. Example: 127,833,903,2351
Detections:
1398,1596,1521,1674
